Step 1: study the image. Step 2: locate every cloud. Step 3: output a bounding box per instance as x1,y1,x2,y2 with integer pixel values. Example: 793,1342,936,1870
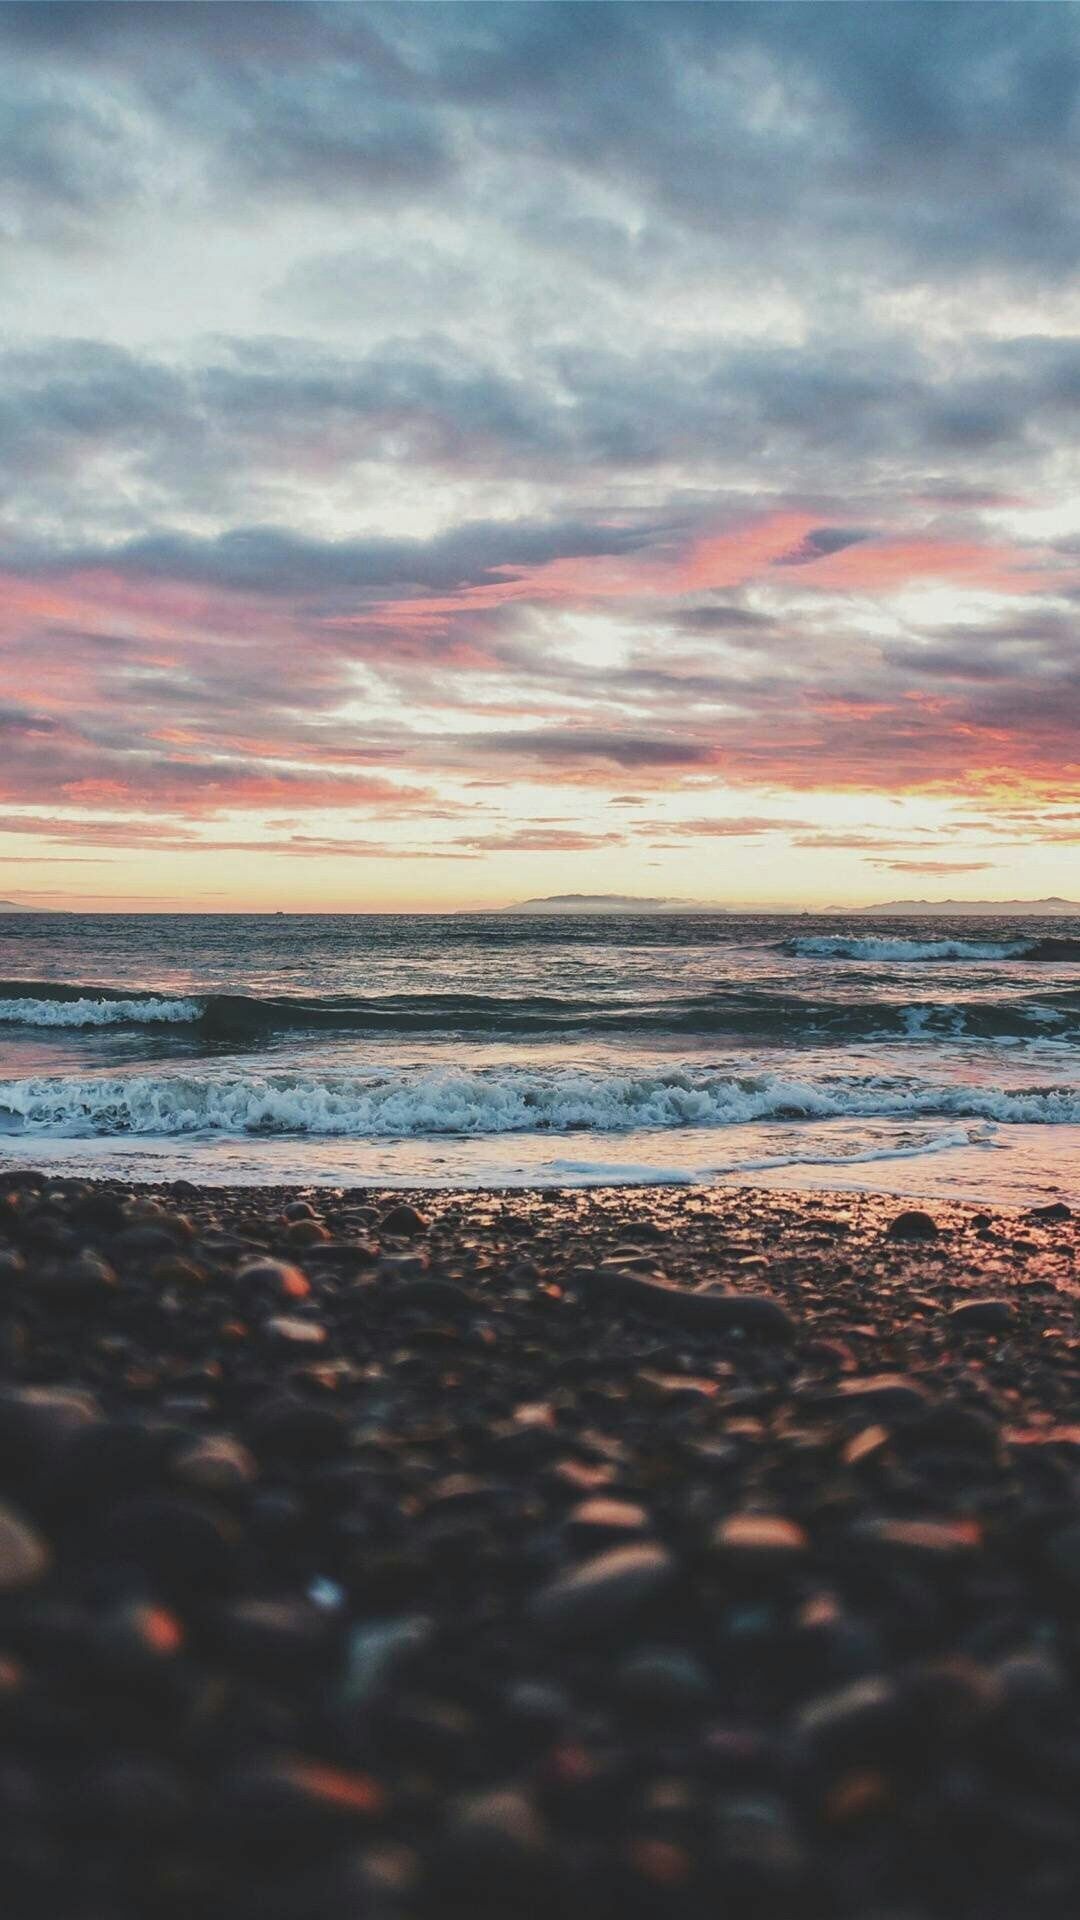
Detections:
873,859,996,874
774,526,871,567
1,3,1079,886
637,815,813,838
13,513,661,597
793,833,943,852
455,827,625,853
10,326,1080,576
463,728,716,771
0,3,455,235
6,0,1080,287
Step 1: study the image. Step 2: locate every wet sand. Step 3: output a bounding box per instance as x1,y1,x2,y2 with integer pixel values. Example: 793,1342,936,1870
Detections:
0,1171,1078,1917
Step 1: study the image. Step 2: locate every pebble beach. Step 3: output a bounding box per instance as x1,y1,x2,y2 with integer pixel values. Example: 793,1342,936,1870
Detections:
1,1171,1078,1918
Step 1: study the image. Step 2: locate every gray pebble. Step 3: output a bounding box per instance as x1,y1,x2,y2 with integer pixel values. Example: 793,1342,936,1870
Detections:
531,1541,675,1636
0,1501,50,1592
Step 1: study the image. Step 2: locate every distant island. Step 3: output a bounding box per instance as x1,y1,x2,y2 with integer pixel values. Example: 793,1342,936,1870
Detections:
497,894,724,914
861,897,1080,915
0,900,59,913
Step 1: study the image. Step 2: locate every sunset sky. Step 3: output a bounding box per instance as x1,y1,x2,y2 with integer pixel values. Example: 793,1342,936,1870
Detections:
3,0,1080,911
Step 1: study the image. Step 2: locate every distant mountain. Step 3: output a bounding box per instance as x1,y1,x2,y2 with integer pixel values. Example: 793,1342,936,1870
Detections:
0,900,56,912
498,893,724,914
861,897,1080,916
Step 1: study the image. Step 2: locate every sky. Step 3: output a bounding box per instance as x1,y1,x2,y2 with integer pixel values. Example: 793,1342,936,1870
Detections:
2,0,1080,912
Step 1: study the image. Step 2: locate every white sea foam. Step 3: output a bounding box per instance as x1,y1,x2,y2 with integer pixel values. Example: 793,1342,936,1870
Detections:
0,996,201,1028
787,935,1026,962
1,1064,1078,1137
548,1123,987,1183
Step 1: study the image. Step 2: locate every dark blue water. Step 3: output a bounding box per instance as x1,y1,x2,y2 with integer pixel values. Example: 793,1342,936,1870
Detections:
0,911,1076,1201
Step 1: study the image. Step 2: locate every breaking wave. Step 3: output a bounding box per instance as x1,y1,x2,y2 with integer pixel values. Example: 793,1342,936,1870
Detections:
0,979,1076,1043
1,1064,1079,1138
0,992,200,1028
783,934,1080,962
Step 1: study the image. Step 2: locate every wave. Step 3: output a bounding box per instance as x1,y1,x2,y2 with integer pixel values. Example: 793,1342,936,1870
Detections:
0,980,1077,1043
0,992,200,1028
1,1064,1079,1138
783,934,1080,962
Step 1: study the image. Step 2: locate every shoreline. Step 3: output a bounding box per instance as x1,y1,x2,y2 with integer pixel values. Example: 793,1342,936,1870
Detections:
1,1171,1078,1916
2,1128,1078,1216
14,1169,1080,1212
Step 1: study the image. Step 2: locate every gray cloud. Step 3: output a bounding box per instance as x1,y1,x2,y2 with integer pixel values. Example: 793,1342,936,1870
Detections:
4,1,1080,281
465,729,717,771
8,327,1080,559
0,2,1078,852
18,514,659,597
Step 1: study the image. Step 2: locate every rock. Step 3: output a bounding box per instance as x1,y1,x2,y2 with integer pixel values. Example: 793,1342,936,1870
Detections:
101,1494,240,1593
948,1297,1016,1332
171,1433,257,1495
578,1268,795,1340
262,1314,326,1348
711,1512,808,1566
530,1542,675,1637
304,1240,379,1269
213,1597,337,1675
57,1413,185,1505
1,1170,1074,1911
284,1219,330,1248
36,1250,117,1303
150,1253,207,1287
994,1650,1067,1720
112,1224,181,1258
341,1615,433,1704
236,1258,311,1301
0,1385,102,1475
378,1250,430,1279
501,1679,571,1738
94,1596,185,1667
567,1497,649,1543
0,1501,50,1591
616,1646,712,1709
221,1755,386,1832
886,1209,940,1241
436,1789,549,1908
622,1218,667,1241
1027,1201,1071,1221
901,1401,1000,1458
70,1190,127,1230
898,1657,997,1742
848,1516,982,1561
797,1675,900,1761
248,1395,345,1464
829,1373,928,1416
423,1473,510,1515
792,1595,881,1681
379,1203,429,1237
715,1794,806,1898
19,1210,77,1254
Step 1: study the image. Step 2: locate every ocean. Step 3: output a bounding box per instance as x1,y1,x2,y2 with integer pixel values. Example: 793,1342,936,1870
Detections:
0,910,1076,1204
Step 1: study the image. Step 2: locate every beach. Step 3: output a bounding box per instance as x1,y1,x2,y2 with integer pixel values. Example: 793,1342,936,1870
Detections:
10,0,1080,1910
1,1170,1078,1918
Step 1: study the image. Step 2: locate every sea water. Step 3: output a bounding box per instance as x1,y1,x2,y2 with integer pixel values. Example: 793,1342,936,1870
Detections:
0,911,1076,1204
